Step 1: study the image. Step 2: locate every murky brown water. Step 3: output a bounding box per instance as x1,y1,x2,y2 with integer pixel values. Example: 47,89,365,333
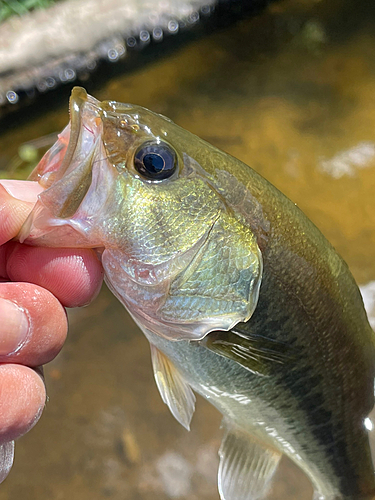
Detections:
1,0,375,498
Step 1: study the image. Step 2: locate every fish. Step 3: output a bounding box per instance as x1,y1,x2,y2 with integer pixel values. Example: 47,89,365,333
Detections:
18,87,375,500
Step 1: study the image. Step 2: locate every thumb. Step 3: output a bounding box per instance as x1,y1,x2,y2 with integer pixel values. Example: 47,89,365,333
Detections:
0,181,44,246
0,180,43,203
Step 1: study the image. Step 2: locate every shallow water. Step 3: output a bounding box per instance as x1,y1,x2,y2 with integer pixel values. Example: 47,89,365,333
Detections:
1,0,375,498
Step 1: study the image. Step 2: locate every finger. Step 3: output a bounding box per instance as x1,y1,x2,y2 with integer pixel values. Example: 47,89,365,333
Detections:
0,183,38,246
0,243,10,279
0,283,67,366
0,180,43,204
0,364,45,443
6,244,103,308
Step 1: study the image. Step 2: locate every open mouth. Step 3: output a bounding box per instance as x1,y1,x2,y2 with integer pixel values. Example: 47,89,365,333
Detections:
30,87,102,190
18,88,107,244
51,87,89,183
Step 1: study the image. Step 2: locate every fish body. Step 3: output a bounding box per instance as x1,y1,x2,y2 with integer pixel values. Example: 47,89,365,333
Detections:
20,88,375,500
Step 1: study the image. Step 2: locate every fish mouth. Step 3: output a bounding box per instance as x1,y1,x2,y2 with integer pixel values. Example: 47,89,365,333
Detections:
54,87,89,182
29,87,102,188
18,88,109,245
59,87,103,176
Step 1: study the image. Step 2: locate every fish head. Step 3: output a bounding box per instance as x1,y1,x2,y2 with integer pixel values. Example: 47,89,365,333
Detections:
20,87,263,341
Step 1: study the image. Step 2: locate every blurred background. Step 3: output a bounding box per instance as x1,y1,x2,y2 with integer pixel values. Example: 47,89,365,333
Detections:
1,0,375,498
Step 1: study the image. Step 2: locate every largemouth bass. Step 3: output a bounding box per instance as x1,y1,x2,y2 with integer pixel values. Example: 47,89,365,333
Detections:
19,87,375,500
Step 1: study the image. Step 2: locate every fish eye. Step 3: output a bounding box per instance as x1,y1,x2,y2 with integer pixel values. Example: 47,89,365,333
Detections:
134,141,177,181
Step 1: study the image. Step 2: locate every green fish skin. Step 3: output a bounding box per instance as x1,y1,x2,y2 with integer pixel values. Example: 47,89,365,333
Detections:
19,87,375,500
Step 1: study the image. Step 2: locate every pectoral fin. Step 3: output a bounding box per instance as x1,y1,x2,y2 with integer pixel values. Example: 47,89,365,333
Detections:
202,330,291,377
219,420,281,500
150,345,195,430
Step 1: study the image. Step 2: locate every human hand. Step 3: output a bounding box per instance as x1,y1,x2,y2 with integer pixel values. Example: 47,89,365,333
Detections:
0,180,104,483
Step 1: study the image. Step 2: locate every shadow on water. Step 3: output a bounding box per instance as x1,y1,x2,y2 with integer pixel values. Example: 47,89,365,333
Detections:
1,0,375,498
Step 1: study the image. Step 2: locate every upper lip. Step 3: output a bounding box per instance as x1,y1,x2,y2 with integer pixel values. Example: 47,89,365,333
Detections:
53,87,89,183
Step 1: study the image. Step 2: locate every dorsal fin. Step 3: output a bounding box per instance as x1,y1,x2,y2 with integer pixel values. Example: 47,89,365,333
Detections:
150,344,195,430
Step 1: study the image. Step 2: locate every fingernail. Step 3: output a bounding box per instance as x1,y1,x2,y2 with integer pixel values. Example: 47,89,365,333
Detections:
0,299,29,355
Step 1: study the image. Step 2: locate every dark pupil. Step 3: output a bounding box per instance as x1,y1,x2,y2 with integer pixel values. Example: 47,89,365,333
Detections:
134,142,176,180
143,153,164,173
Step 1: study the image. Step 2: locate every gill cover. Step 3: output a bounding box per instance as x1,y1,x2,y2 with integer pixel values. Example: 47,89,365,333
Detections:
20,87,263,342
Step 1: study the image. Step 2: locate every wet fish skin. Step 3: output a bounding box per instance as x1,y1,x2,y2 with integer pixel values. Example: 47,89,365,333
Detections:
148,180,375,499
19,88,375,500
